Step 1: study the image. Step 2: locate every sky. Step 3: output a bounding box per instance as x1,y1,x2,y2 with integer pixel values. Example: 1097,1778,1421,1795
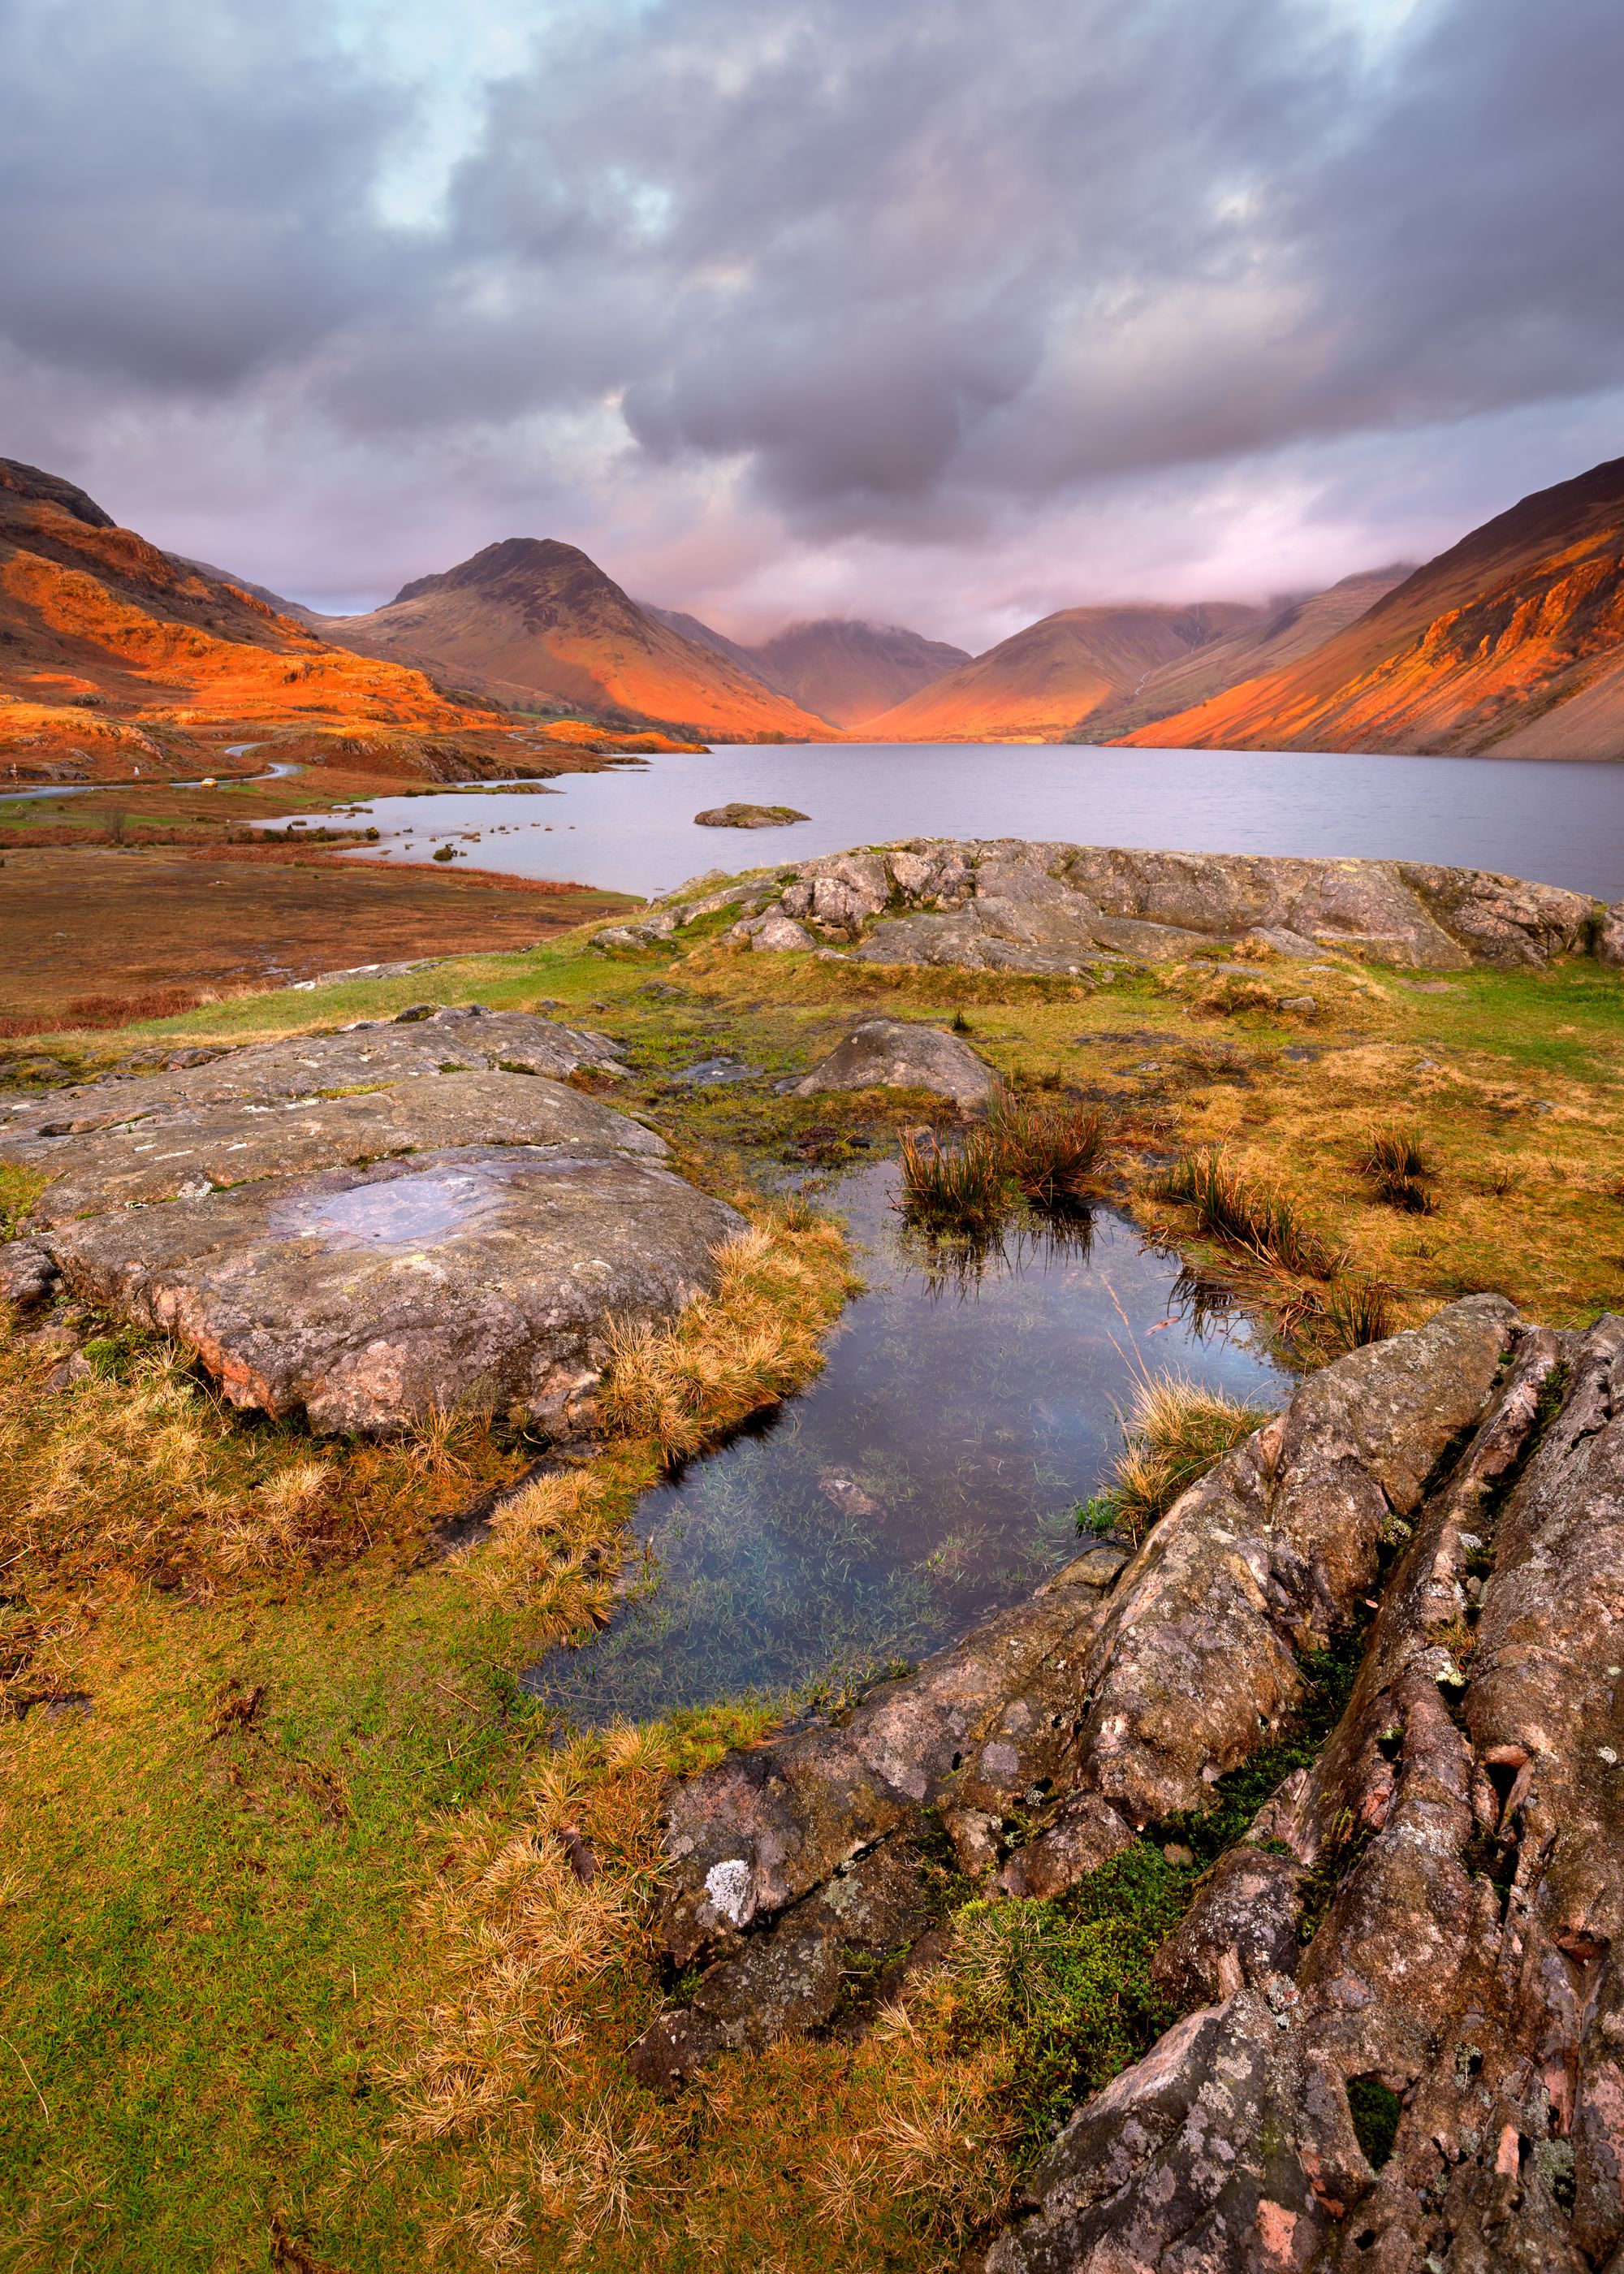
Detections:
3,0,1622,651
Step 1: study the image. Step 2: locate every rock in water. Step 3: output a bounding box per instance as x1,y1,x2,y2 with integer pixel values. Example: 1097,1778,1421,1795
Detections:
693,803,810,828
48,1146,742,1436
790,1017,1001,1109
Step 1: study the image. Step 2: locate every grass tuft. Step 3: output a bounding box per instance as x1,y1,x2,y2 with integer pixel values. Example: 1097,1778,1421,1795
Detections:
597,1208,857,1466
1082,1372,1276,1545
1359,1124,1433,1213
1155,1147,1338,1278
989,1095,1108,1208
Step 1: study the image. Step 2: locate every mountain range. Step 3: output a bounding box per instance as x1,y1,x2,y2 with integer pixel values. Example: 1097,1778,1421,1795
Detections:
4,452,1623,775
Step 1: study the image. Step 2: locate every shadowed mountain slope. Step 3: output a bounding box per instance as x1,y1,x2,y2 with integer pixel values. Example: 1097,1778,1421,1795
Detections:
1116,456,1624,756
325,541,831,740
1086,568,1412,741
856,603,1260,741
749,618,970,728
0,458,491,777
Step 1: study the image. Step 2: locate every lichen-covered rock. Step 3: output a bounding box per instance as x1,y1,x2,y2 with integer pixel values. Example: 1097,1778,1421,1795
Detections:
0,1238,58,1310
747,912,816,953
1599,899,1624,966
14,1072,665,1226
790,1018,1001,1109
46,1146,742,1435
990,1314,1624,2274
0,1009,627,1148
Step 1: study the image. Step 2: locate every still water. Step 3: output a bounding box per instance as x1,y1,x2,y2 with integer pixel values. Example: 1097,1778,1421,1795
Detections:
300,741,1624,903
526,1162,1286,1727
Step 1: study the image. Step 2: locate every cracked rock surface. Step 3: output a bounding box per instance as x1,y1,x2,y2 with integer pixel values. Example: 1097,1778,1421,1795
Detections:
641,839,1603,973
0,1009,744,1435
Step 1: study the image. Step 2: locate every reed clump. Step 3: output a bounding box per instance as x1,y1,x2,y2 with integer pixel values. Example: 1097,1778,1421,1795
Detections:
1359,1125,1434,1213
899,1099,1112,1236
1155,1147,1338,1278
896,1128,1008,1234
989,1095,1108,1208
1082,1372,1277,1545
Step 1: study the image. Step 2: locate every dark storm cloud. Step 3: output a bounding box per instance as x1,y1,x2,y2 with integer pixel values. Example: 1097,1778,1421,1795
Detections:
2,0,1620,609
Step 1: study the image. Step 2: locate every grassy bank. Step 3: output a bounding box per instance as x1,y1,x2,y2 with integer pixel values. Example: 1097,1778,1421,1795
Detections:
2,898,1620,2268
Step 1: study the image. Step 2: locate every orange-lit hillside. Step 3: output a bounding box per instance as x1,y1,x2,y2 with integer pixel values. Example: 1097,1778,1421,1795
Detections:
1116,456,1624,758
0,458,505,780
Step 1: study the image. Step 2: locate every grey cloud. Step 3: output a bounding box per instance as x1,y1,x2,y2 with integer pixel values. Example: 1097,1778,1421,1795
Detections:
1,0,1619,620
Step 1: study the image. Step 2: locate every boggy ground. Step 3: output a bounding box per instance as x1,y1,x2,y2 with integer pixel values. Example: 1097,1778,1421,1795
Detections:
1,893,1621,2271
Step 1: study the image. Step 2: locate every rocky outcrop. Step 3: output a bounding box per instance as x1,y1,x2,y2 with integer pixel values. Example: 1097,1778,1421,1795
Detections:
990,1314,1624,2273
0,1009,744,1434
621,1296,1624,2263
1600,899,1624,966
631,1300,1516,2087
661,841,1609,973
693,803,809,828
789,1018,1001,1109
632,1293,1624,2268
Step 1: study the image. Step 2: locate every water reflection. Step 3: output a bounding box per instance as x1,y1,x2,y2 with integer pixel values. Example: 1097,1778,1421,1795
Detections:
526,1161,1288,1726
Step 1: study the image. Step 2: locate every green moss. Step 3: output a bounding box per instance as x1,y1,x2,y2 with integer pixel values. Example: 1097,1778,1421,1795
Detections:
1347,2074,1402,2168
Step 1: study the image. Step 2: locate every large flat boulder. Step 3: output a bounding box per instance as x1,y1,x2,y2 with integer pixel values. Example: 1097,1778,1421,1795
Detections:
46,1145,742,1435
789,1017,1001,1108
0,1006,626,1145
735,840,1603,972
14,1071,663,1226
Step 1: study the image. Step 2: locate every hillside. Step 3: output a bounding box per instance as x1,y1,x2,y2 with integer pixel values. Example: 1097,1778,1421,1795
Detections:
749,618,969,727
0,458,500,780
1116,456,1624,756
856,603,1259,740
324,541,831,741
1083,568,1411,740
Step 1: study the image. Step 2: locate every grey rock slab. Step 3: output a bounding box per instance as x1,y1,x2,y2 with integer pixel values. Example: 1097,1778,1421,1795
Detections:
1599,898,1624,966
747,912,815,952
18,1072,664,1226
0,1009,628,1147
0,1238,58,1310
46,1145,743,1435
789,1018,1001,1109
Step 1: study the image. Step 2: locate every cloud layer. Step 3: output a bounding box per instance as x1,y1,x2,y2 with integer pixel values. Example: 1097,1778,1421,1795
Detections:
4,0,1620,646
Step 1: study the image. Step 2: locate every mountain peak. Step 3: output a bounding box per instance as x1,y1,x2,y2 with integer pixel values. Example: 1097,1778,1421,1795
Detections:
393,537,604,607
0,456,116,530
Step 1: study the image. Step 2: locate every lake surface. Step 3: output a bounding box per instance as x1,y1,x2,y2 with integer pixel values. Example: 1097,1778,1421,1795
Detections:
525,1163,1286,1727
300,741,1624,903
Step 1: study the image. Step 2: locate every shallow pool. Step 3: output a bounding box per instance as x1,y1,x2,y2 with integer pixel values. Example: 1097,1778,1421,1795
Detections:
526,1161,1288,1726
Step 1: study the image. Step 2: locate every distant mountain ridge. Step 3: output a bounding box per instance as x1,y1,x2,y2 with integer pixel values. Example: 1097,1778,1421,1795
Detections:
323,539,831,740
855,603,1262,740
1116,459,1624,757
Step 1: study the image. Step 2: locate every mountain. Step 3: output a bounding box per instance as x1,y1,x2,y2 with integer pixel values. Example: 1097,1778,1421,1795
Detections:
1115,457,1624,756
0,458,493,777
854,603,1261,741
748,619,970,728
171,555,323,629
1082,568,1412,741
323,540,831,740
641,603,780,685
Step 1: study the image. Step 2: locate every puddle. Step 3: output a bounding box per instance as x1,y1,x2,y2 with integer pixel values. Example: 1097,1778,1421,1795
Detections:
526,1161,1289,1727
271,1152,603,1247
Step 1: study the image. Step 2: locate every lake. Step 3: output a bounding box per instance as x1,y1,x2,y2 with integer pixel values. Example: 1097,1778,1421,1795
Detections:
300,741,1624,903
